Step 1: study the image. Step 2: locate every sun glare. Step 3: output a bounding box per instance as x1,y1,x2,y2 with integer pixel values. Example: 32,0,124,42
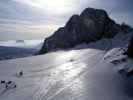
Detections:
16,0,73,14
32,0,68,8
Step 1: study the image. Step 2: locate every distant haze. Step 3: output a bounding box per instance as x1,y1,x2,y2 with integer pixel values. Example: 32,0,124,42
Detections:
0,0,133,40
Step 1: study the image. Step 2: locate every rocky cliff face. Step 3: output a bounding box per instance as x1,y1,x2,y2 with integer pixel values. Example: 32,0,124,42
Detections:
39,7,130,54
126,33,133,58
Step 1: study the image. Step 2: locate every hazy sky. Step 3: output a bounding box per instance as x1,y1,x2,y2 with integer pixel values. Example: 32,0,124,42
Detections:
0,0,133,40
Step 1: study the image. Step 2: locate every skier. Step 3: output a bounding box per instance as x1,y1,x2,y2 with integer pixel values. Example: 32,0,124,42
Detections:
1,80,5,84
19,70,23,76
5,81,17,89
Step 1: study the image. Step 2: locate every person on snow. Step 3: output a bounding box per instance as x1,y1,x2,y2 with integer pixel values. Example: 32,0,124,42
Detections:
19,70,23,76
16,70,23,77
5,81,17,89
1,80,5,84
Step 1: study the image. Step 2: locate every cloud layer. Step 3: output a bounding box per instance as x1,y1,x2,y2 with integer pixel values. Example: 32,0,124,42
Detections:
0,0,133,40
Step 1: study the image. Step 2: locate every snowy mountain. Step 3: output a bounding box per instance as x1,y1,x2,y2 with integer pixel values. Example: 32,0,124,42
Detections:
39,7,132,54
0,30,133,100
0,7,133,100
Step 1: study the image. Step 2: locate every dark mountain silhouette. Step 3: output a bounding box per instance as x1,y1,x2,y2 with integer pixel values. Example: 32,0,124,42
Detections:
39,7,132,54
126,35,133,58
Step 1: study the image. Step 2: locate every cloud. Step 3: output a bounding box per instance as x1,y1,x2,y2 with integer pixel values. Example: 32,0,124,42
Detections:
0,0,132,40
0,0,63,40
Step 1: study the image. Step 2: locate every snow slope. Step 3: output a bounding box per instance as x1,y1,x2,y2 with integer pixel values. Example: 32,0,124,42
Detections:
0,47,133,100
0,31,133,100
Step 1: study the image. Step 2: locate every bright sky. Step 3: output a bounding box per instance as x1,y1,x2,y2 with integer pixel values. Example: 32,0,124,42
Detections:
0,0,133,40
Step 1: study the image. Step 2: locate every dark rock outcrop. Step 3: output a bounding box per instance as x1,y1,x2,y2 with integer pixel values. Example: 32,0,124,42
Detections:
39,7,123,54
126,36,133,58
120,23,132,33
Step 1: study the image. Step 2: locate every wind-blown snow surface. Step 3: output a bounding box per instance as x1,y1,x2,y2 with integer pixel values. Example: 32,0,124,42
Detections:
0,48,133,100
0,31,133,100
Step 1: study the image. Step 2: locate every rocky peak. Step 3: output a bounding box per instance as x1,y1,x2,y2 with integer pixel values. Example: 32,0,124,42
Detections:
80,8,108,20
65,15,81,32
39,7,130,54
66,15,80,25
